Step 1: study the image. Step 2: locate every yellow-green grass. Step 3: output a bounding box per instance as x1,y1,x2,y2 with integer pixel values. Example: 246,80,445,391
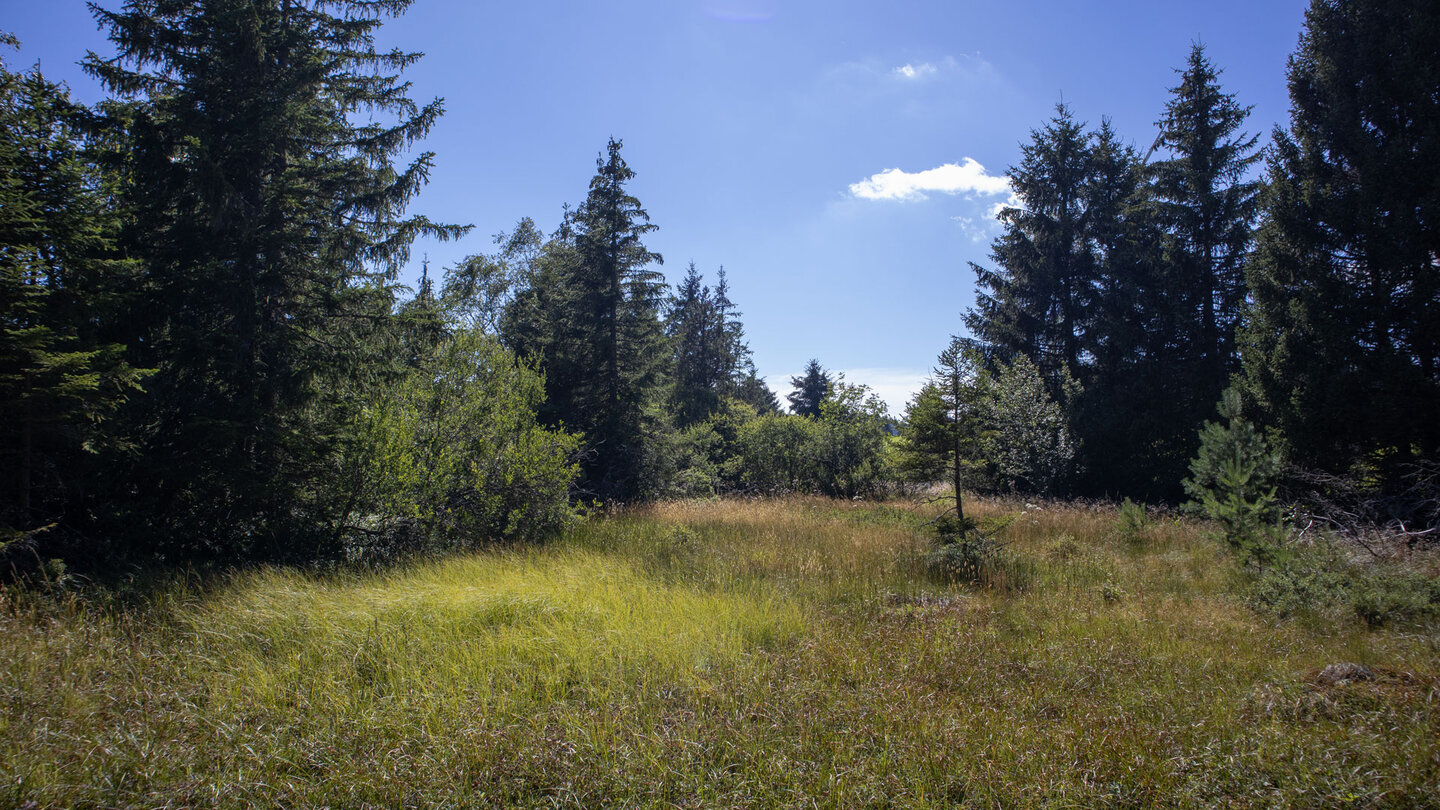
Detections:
3,496,1437,807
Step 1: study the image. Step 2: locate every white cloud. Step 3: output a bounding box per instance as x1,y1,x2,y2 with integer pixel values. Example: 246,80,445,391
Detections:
986,192,1021,220
849,158,1012,202
894,62,939,80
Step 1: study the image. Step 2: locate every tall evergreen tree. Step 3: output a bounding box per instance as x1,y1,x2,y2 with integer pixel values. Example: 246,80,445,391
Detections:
1150,44,1262,415
1241,0,1440,487
787,358,830,418
966,104,1096,394
504,139,667,501
0,39,144,550
1073,46,1261,500
83,0,465,559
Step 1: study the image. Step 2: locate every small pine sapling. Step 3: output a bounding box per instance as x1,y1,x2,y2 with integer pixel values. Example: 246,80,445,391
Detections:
1184,388,1286,569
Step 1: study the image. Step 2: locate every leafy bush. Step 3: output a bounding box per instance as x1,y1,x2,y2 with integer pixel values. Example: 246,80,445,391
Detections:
348,332,579,556
731,380,892,498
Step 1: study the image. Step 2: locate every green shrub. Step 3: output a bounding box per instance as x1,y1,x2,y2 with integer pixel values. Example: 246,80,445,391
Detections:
1350,574,1440,628
1248,555,1351,618
1184,388,1286,569
1114,498,1152,547
350,332,580,556
1248,547,1440,628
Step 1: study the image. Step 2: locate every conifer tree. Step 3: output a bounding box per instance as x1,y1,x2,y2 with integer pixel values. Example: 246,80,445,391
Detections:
1242,0,1440,487
505,139,667,500
84,0,465,559
787,359,830,418
1150,44,1262,419
0,40,144,548
966,104,1096,394
665,263,763,426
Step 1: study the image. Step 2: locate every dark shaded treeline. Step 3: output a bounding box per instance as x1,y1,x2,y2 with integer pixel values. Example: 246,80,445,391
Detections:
2,0,1437,570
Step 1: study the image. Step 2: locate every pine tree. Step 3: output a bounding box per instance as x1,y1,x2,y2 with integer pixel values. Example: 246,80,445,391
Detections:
0,39,144,553
1150,44,1262,423
508,139,668,500
83,0,466,559
787,359,830,418
1242,0,1440,487
1184,388,1284,567
966,104,1096,394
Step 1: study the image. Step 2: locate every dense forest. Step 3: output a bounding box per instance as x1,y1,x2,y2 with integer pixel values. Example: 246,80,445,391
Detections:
1,0,1437,572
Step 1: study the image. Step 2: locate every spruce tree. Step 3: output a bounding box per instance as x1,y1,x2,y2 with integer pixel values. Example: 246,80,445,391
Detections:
84,0,465,559
1150,44,1262,424
1242,0,1440,487
966,104,1096,394
0,39,144,554
509,139,667,501
665,264,762,426
900,338,988,527
787,359,830,418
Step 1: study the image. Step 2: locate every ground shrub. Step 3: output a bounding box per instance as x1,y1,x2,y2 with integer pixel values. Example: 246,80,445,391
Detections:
1114,498,1152,547
1249,545,1440,628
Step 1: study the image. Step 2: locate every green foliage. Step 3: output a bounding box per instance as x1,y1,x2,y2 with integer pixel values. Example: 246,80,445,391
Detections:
1184,389,1285,567
350,331,579,556
982,354,1076,495
810,377,891,498
734,412,816,494
0,43,146,553
1241,0,1440,488
786,358,830,418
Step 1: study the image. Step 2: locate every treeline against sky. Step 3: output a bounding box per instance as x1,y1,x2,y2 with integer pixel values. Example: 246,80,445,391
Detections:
947,1,1438,511
2,0,1437,569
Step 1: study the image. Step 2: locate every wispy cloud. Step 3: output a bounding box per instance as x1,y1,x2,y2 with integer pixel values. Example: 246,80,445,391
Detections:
894,62,939,80
953,191,1022,241
849,158,1011,202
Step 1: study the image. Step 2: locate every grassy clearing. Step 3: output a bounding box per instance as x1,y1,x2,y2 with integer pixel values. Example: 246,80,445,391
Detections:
3,496,1438,807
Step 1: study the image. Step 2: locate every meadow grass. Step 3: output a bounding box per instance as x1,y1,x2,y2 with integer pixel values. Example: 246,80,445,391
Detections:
2,496,1437,807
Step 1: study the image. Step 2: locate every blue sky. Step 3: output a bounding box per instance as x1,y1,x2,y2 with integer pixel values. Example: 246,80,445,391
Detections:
3,0,1311,412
